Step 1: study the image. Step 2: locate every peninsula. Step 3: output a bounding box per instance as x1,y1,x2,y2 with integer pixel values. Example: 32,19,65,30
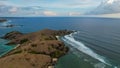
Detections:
0,29,73,68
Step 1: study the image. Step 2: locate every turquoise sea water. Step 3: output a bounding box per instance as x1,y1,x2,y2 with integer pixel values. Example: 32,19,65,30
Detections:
0,39,15,57
0,17,120,68
55,52,94,68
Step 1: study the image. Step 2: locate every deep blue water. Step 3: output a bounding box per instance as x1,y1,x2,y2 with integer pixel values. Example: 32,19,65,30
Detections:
0,17,120,68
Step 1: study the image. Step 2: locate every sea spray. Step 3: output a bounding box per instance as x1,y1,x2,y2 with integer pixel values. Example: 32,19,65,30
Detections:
0,20,11,26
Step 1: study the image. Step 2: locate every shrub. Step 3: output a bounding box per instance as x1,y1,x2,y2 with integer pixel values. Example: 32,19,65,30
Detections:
20,38,28,44
29,51,41,54
50,50,63,58
12,50,22,54
31,44,37,47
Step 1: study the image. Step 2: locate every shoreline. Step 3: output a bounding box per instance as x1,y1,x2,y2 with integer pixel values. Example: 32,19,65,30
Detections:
0,44,21,58
0,39,15,58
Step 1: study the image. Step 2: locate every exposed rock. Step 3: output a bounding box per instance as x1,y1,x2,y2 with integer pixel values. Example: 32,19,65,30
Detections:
5,24,14,27
2,31,23,40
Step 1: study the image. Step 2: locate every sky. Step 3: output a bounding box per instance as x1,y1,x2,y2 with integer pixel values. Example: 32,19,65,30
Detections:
0,0,115,17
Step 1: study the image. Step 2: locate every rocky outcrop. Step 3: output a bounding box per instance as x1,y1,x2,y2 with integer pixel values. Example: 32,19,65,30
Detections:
0,29,73,68
2,31,23,40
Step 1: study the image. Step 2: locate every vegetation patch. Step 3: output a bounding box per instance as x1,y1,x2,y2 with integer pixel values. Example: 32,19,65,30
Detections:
50,50,64,58
31,44,37,47
20,39,29,44
29,51,42,54
12,50,22,54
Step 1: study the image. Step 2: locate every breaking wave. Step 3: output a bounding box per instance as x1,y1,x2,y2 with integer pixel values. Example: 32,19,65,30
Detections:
61,32,112,66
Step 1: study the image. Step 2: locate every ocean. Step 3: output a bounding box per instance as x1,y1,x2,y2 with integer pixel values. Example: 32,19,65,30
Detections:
0,17,120,68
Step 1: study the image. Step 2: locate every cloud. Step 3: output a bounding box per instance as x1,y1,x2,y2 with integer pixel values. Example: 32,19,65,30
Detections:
34,11,40,15
9,7,18,13
87,0,120,15
43,11,57,16
69,12,81,16
0,3,45,16
0,0,103,16
107,0,114,4
96,13,120,18
0,1,4,6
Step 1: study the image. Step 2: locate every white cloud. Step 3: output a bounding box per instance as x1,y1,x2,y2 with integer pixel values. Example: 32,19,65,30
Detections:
0,1,4,6
85,13,120,18
31,6,42,10
43,11,57,16
0,0,103,16
107,0,114,4
97,13,120,18
9,7,18,13
69,12,81,16
87,0,120,15
34,11,42,15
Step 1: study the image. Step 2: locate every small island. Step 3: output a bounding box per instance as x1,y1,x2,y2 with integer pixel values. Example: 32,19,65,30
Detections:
0,29,73,68
0,19,7,23
0,24,24,28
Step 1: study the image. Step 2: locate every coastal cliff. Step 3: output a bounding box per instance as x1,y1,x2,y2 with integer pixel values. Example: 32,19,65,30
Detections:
0,29,73,68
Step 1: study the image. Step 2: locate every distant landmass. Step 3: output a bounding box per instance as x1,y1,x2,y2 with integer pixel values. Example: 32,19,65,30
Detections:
0,19,23,28
0,19,7,23
0,24,24,28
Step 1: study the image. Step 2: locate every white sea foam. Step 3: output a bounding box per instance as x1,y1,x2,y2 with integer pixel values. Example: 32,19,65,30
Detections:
62,32,112,66
94,63,106,68
56,36,59,39
1,20,11,26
